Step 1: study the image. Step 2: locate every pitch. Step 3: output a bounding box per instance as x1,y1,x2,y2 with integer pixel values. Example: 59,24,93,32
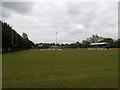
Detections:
2,49,118,88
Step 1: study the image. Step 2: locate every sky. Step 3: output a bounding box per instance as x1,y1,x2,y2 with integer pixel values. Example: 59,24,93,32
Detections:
1,0,118,44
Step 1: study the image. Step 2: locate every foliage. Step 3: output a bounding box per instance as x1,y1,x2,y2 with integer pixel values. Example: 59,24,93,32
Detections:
2,21,120,50
2,21,34,52
82,40,90,48
100,38,120,48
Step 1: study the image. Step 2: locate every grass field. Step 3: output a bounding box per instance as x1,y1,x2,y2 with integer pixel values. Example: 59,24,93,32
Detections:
2,49,118,88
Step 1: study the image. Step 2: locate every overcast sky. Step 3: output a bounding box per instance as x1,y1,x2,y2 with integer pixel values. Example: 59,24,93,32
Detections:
1,0,118,44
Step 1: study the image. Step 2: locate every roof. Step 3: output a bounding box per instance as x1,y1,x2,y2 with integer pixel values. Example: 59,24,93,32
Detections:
90,42,109,45
51,46,59,48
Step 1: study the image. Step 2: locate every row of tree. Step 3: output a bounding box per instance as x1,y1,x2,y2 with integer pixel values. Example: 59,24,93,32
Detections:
2,21,34,52
1,21,120,52
36,38,120,49
100,38,120,48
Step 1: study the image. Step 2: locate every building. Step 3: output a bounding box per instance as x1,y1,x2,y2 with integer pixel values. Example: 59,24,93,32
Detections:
87,34,105,43
50,46,62,50
89,42,109,49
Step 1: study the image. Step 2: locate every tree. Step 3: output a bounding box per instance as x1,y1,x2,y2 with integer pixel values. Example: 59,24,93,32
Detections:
2,21,34,52
75,42,82,48
100,38,114,48
114,39,120,48
82,40,90,48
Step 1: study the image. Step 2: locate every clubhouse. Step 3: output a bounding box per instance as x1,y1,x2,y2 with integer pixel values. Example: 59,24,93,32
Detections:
89,42,109,50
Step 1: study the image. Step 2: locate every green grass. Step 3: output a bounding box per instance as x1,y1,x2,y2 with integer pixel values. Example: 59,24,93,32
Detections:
2,49,118,88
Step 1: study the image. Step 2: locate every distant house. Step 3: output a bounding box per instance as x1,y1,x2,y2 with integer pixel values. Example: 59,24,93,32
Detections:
50,46,62,50
38,44,43,49
89,42,109,49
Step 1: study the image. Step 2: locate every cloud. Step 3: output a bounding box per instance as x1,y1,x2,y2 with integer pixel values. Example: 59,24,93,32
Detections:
2,1,118,43
2,2,33,18
0,2,2,19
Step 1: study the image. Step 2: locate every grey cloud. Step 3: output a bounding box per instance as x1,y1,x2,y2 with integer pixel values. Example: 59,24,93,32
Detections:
4,1,118,43
2,8,12,18
67,3,81,15
0,2,2,19
118,2,120,38
2,2,33,18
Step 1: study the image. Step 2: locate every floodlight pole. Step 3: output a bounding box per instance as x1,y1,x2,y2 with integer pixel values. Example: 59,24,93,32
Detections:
56,32,58,45
16,31,17,46
11,29,13,45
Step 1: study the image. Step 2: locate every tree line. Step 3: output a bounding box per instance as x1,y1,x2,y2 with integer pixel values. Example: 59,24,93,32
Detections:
1,21,120,52
2,21,34,52
36,38,120,49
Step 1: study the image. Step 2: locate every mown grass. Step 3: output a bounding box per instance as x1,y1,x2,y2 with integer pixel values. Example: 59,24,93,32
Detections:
2,49,118,88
